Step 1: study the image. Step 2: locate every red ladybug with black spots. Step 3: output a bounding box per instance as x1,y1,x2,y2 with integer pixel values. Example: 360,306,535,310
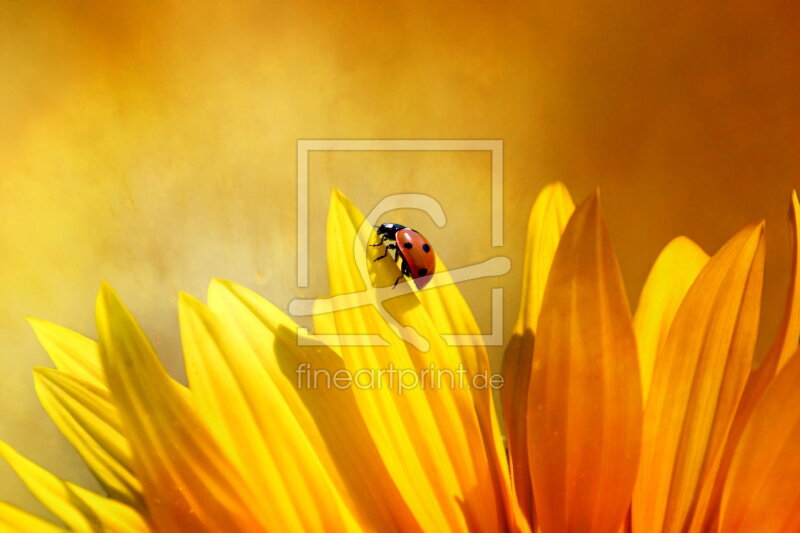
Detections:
371,223,436,289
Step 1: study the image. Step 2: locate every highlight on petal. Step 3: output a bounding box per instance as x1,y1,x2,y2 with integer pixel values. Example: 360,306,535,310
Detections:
503,181,575,524
719,347,800,533
528,192,642,533
33,367,142,509
633,221,765,533
633,237,708,402
0,501,65,533
0,442,148,533
95,282,265,532
179,292,359,532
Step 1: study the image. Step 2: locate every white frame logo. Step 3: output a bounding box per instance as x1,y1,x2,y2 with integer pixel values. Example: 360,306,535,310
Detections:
289,139,508,351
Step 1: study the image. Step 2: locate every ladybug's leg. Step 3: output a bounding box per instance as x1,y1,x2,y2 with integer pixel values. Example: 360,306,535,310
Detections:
370,234,390,246
373,243,397,261
392,258,411,289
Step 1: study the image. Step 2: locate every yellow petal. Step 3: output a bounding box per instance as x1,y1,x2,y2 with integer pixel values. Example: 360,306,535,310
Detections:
179,292,358,532
633,237,708,402
95,282,263,532
513,181,575,336
381,273,511,531
503,182,575,526
349,188,530,531
33,367,142,509
0,442,149,533
633,221,765,533
207,278,420,532
368,199,515,530
718,347,800,532
384,225,519,528
528,192,642,533
27,318,105,389
0,501,65,533
324,189,468,531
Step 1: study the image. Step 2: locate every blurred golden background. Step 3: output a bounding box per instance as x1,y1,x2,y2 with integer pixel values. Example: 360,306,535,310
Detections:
1,0,799,518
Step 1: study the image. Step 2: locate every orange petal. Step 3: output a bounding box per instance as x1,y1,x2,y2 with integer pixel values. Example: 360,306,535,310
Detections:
719,347,800,532
503,182,575,526
771,190,800,373
688,191,800,531
528,192,642,533
501,330,535,525
633,221,765,533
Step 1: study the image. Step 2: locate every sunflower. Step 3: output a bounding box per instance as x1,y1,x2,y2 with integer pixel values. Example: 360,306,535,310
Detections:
2,184,799,533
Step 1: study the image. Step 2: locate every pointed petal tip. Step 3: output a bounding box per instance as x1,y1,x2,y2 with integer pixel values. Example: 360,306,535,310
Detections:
537,181,575,208
331,188,348,204
178,292,210,323
750,219,766,238
31,366,50,377
208,278,233,301
328,188,348,218
96,281,119,312
99,280,114,293
543,181,569,194
31,367,61,388
209,277,240,294
666,235,707,255
574,188,602,221
0,441,15,462
25,316,49,337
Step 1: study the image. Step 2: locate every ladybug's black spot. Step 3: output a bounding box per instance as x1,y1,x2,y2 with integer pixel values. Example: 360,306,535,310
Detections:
422,243,431,253
403,242,413,249
418,268,428,276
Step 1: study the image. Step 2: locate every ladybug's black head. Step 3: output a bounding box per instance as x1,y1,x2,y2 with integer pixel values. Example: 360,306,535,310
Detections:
375,223,405,239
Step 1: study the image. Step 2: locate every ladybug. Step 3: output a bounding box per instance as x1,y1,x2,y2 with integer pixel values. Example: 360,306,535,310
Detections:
371,223,436,289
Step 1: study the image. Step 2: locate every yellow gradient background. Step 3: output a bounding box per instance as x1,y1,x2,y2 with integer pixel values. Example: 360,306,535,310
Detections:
1,0,799,518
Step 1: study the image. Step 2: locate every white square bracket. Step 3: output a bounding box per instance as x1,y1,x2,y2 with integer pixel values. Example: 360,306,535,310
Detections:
292,139,506,349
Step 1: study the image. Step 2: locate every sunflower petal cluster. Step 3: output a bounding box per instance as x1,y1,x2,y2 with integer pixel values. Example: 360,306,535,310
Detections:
2,185,799,533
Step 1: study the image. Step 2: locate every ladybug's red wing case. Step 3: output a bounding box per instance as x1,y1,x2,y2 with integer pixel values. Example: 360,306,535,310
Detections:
395,228,436,288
